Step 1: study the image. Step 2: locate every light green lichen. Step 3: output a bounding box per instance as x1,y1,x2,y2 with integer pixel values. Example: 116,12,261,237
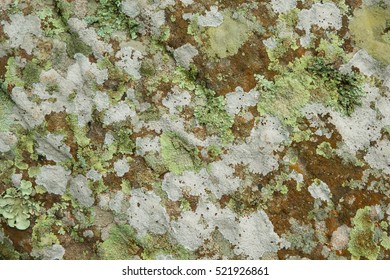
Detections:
98,224,140,260
0,180,39,230
4,57,24,88
316,142,336,159
160,132,202,175
85,0,139,39
194,86,233,143
256,71,312,126
348,206,380,260
32,215,60,249
205,10,252,59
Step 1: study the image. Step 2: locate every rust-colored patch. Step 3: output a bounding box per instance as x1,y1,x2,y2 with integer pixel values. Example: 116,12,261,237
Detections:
0,222,33,255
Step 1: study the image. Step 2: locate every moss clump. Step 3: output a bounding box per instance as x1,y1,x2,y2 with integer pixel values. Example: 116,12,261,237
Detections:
0,87,14,132
22,61,41,88
160,132,202,175
32,215,60,249
85,0,139,38
4,57,24,88
98,224,140,260
306,57,364,116
350,5,390,65
194,86,233,142
348,206,380,260
64,32,92,58
0,235,21,260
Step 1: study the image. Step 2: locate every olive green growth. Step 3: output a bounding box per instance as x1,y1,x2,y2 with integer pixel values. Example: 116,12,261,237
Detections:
98,224,140,259
64,32,92,58
160,132,202,175
85,0,139,39
348,206,380,260
0,181,39,230
316,142,336,159
307,57,364,116
0,87,14,132
22,61,41,88
194,86,233,142
350,5,390,65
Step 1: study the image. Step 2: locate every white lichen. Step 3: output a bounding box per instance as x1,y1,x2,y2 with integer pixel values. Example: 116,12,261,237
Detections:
297,3,342,47
115,46,143,80
36,165,71,195
69,175,95,207
127,189,170,235
113,158,130,177
173,44,199,70
2,14,42,55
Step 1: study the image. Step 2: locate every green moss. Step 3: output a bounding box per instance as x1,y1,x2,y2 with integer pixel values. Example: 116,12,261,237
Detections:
85,0,139,38
22,61,41,88
348,206,380,260
5,57,24,88
0,87,14,132
0,235,21,260
64,32,92,58
160,132,202,175
113,128,134,155
32,215,59,249
98,224,140,259
306,57,364,116
350,5,390,65
194,86,233,143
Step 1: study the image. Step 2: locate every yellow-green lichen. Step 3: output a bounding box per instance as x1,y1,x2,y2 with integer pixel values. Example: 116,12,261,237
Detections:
348,206,380,260
160,132,202,175
205,11,252,59
350,5,390,65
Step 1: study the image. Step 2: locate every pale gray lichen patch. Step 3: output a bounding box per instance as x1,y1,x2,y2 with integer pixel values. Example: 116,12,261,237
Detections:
127,189,170,236
173,44,199,70
69,175,95,207
103,101,135,126
68,18,113,58
115,46,143,80
197,6,224,27
136,136,161,156
2,14,42,55
271,0,297,14
308,180,332,202
331,225,350,251
36,134,72,163
225,87,259,116
297,3,342,47
222,115,289,175
162,86,192,114
0,132,17,153
36,165,71,195
113,158,130,177
31,244,65,260
364,139,390,174
231,211,281,259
